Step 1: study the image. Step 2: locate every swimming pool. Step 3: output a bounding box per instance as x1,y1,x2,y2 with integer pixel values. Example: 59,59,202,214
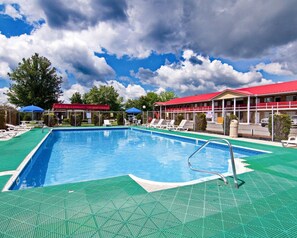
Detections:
10,128,266,190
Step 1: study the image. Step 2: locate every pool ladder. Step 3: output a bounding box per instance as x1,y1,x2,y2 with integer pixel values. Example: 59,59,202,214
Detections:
188,138,239,189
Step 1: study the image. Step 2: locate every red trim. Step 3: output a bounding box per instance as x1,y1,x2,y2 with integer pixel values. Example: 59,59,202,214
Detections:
162,80,297,106
53,103,110,111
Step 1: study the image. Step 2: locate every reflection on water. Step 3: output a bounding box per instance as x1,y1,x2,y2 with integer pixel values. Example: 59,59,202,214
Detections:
13,129,264,190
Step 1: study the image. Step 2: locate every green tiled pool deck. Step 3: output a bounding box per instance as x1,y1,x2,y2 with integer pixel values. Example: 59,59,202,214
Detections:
1,128,297,237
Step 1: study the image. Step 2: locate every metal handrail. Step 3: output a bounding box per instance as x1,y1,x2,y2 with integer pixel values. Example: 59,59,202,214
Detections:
188,138,239,188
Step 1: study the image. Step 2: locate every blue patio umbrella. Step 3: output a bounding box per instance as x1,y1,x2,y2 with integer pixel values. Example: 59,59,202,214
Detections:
125,107,142,114
19,105,44,113
19,105,44,120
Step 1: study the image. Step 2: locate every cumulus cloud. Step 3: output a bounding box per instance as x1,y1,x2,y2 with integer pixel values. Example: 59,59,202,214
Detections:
0,22,116,90
94,80,146,102
136,50,270,96
1,4,22,19
253,62,293,76
38,0,128,30
0,87,9,104
59,84,88,103
1,0,44,23
273,40,297,75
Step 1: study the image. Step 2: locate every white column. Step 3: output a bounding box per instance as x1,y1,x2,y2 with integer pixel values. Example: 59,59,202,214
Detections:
212,100,215,123
255,96,258,124
233,98,236,115
247,96,250,124
222,99,225,118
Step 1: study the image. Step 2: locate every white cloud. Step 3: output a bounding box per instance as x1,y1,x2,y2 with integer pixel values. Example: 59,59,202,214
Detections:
59,84,88,103
0,23,115,89
102,80,146,102
0,61,11,78
253,62,293,75
155,87,166,95
0,87,9,105
1,0,43,23
137,50,271,96
2,4,22,19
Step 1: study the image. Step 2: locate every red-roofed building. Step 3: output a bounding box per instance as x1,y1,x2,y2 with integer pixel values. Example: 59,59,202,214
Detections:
53,103,110,111
52,103,110,124
155,80,297,124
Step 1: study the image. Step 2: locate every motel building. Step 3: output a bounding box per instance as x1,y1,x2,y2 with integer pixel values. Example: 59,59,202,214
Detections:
155,80,297,125
52,103,110,122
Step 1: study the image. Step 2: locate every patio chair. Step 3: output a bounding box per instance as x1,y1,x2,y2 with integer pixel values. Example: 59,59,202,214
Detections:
103,120,112,126
124,118,130,126
0,130,17,139
170,120,189,131
160,120,175,129
147,118,157,127
281,136,297,147
6,123,31,131
152,119,166,128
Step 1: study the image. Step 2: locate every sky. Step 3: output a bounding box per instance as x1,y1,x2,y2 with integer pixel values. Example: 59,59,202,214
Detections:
0,0,297,105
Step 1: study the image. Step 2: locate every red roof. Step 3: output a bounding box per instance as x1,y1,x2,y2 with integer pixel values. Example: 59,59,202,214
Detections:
161,80,297,106
238,80,297,95
161,92,220,105
53,103,110,111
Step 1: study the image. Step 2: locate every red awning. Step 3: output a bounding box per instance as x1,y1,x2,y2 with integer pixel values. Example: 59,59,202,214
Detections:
52,103,110,111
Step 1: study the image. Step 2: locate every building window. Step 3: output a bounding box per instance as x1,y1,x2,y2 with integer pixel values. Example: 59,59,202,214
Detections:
286,95,297,101
264,97,273,103
275,97,281,102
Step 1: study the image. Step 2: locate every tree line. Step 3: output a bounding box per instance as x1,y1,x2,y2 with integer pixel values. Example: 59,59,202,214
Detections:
70,89,176,111
6,53,176,110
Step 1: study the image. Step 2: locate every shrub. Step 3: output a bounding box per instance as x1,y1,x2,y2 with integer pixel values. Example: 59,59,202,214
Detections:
222,114,238,135
268,114,291,141
176,114,184,126
63,118,70,124
117,112,124,126
43,113,57,127
23,113,32,121
98,113,109,126
195,113,207,131
92,114,99,126
70,113,82,126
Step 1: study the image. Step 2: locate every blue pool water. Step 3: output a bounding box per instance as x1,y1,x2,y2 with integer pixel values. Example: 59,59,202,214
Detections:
11,128,265,190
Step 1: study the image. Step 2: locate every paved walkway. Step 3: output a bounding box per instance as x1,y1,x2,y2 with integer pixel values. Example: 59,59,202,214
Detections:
0,127,297,237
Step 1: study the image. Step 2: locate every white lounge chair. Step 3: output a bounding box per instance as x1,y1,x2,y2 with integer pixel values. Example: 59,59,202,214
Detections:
152,119,166,128
147,118,157,127
281,136,297,147
161,120,175,129
171,120,188,131
6,123,31,131
0,130,17,139
103,120,112,126
124,118,130,126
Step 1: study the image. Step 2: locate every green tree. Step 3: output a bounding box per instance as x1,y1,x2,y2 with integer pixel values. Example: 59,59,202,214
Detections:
83,85,123,111
124,99,141,110
158,91,177,102
268,114,291,141
70,92,83,104
138,92,159,111
7,53,63,109
195,113,207,131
